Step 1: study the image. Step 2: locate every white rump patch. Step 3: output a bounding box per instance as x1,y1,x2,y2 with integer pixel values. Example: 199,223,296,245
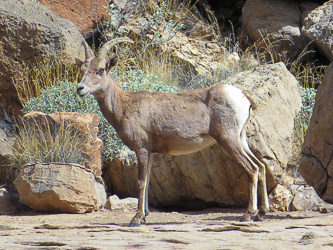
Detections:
223,84,251,132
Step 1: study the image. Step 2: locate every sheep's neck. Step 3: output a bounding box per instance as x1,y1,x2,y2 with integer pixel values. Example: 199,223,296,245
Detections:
95,79,125,131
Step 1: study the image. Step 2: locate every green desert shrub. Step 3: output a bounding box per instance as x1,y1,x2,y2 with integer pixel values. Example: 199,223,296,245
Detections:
22,70,179,162
295,86,317,145
288,86,317,174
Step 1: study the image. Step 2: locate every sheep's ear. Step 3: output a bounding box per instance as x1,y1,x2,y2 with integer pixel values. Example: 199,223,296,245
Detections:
106,54,118,72
75,58,84,68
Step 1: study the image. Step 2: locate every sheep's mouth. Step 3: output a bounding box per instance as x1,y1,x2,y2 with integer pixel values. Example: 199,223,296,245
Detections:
77,91,89,97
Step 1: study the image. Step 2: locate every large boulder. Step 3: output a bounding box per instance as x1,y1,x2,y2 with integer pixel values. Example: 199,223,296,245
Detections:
291,186,326,212
0,0,91,114
302,1,333,61
13,163,106,213
242,0,308,61
23,111,103,176
104,62,302,208
299,61,333,204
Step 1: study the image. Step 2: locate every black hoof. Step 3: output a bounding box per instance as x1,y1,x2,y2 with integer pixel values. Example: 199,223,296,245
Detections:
128,222,141,227
253,215,264,222
239,216,251,222
251,209,259,216
263,208,269,214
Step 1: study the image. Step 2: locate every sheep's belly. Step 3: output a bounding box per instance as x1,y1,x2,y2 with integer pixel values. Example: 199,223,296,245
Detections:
155,135,217,156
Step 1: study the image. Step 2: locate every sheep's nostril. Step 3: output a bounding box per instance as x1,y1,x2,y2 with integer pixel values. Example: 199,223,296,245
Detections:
77,86,84,93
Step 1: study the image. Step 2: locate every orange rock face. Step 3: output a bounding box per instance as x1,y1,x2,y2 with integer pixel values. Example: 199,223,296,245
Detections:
39,0,109,34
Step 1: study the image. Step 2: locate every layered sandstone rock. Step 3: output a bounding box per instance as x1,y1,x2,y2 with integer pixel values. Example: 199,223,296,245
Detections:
14,163,106,213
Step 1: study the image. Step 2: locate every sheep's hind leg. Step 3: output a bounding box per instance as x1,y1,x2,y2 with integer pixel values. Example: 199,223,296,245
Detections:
240,172,259,222
214,134,259,222
240,131,269,221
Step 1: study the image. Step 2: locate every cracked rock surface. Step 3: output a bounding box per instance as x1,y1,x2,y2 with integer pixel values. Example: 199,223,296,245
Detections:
0,209,332,249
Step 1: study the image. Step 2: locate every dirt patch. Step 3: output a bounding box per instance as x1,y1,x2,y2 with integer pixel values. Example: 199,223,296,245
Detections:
1,208,332,249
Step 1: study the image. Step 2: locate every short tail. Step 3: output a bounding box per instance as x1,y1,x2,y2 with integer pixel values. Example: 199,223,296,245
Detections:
243,92,257,110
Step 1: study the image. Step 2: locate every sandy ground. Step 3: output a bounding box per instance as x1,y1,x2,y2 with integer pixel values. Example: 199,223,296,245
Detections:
0,208,332,249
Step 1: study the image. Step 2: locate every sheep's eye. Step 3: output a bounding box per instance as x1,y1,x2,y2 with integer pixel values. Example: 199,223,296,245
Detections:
97,68,105,75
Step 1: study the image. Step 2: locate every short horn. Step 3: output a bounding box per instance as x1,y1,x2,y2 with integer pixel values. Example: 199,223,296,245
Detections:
97,37,134,59
82,40,93,60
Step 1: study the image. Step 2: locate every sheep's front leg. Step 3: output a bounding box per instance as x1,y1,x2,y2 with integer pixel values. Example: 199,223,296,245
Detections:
129,148,152,227
145,158,152,217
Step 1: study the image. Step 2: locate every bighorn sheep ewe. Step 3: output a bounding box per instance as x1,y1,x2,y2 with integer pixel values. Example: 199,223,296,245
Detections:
76,38,269,227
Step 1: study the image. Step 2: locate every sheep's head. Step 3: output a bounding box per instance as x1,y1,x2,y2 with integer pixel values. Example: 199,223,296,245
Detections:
76,38,133,97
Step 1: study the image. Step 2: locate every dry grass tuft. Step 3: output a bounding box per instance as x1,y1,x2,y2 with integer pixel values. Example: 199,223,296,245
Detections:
9,116,88,170
290,63,326,88
13,57,80,105
1,115,88,184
